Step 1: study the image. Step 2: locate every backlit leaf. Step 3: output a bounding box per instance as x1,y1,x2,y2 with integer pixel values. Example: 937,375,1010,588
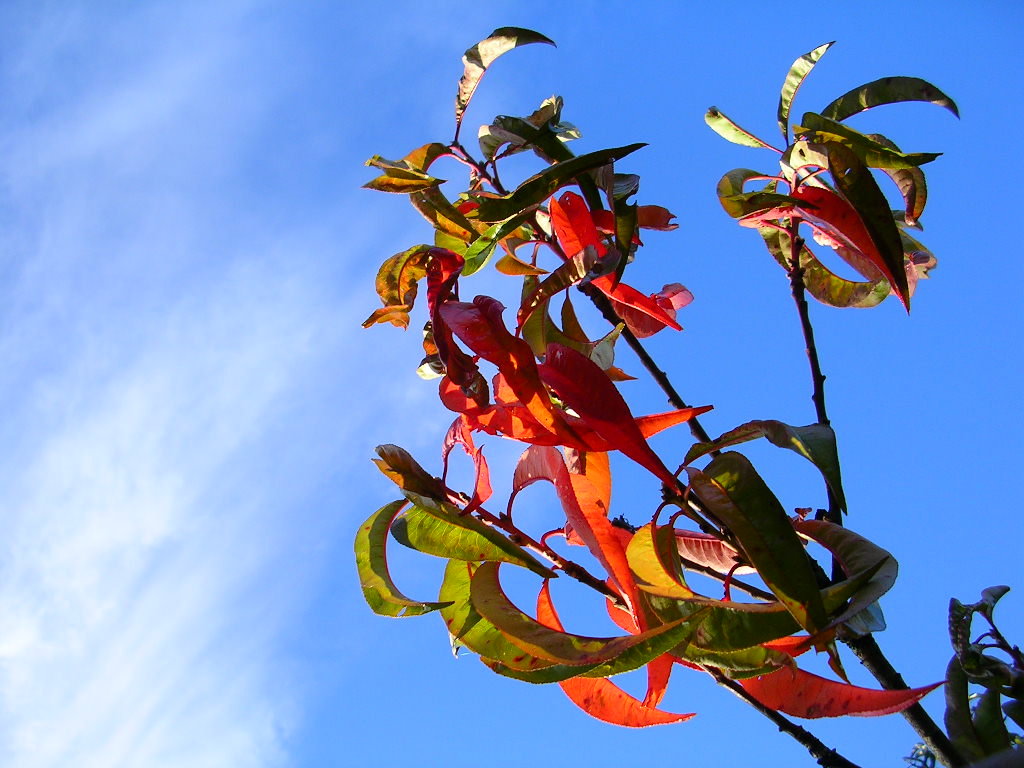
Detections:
410,187,478,243
823,142,911,309
687,453,828,634
821,76,959,122
742,665,941,718
495,252,548,276
440,560,555,670
390,501,555,578
778,42,834,141
441,297,582,443
456,28,556,137
372,443,447,499
760,228,891,309
538,343,679,487
793,519,896,630
685,420,846,512
470,562,700,669
518,247,602,329
797,113,940,169
705,106,777,150
868,133,928,226
510,446,635,597
532,583,696,725
354,501,451,617
362,245,432,329
627,523,695,599
471,144,645,222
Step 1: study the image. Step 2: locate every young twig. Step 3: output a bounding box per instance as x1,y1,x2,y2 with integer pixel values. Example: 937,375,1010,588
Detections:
706,667,864,768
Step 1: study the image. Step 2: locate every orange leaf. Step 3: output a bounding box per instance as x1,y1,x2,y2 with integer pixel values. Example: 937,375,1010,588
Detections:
740,665,942,718
538,343,679,487
511,446,634,598
536,582,695,728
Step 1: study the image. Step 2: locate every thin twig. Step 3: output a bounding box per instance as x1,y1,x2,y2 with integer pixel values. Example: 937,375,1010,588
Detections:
784,224,964,767
706,667,864,768
846,635,965,767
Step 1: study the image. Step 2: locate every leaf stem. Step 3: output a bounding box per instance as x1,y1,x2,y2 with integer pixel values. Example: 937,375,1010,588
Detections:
469,503,623,605
705,667,864,768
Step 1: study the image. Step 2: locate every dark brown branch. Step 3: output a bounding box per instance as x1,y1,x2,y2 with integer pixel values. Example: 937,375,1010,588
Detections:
846,635,965,767
706,667,864,768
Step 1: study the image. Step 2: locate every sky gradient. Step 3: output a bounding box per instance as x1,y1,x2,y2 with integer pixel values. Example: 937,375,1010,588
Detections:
1,2,1021,767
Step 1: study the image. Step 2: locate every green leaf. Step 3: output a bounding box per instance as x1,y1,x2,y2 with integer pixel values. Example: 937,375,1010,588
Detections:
440,560,556,671
518,246,602,330
363,143,450,193
482,656,595,684
470,562,701,670
778,42,834,141
679,644,791,680
628,523,881,652
470,144,645,223
462,214,533,276
826,142,911,309
362,168,444,194
792,519,896,630
361,245,432,329
354,501,451,617
409,187,479,243
705,107,777,150
973,686,1012,756
478,98,579,162
797,113,940,169
759,228,891,309
390,501,556,578
626,523,695,599
867,133,928,226
687,453,828,635
945,655,986,761
685,420,846,512
455,28,556,138
821,76,959,122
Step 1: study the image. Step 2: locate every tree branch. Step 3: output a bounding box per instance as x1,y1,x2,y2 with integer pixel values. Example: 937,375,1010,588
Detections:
846,635,966,767
706,667,864,768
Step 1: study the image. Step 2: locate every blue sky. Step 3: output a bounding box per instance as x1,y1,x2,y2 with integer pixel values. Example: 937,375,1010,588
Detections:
0,2,1021,767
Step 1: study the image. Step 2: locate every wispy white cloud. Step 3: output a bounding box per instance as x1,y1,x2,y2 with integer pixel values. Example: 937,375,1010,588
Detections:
0,2,360,766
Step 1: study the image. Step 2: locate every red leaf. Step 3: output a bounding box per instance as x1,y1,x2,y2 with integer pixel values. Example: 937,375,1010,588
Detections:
674,530,752,574
538,343,679,487
550,191,606,259
536,582,695,728
591,275,683,338
740,665,942,718
440,297,583,443
739,187,909,310
635,407,712,438
637,205,678,231
644,653,674,707
438,417,491,513
511,446,634,598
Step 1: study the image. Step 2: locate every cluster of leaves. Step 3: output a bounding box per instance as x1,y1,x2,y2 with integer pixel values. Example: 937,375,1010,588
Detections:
944,587,1024,761
707,41,957,311
356,29,958,738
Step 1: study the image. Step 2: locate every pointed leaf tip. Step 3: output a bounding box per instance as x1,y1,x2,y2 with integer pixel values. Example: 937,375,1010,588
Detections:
456,28,556,137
